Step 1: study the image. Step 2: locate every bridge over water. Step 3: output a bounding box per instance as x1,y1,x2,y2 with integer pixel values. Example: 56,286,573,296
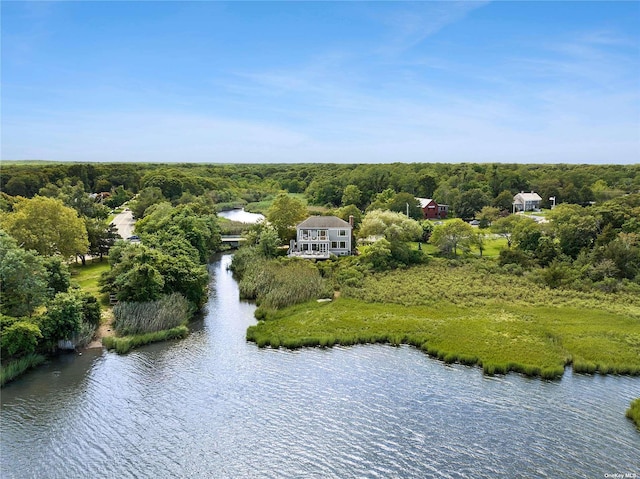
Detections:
221,235,246,247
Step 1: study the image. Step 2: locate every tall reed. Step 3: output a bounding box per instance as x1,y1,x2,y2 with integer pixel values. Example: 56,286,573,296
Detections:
113,293,192,335
0,354,46,387
102,326,188,354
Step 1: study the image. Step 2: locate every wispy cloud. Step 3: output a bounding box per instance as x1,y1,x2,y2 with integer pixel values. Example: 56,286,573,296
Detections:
374,1,490,55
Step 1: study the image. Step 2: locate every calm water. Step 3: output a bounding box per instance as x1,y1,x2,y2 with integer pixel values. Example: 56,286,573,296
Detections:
1,255,639,479
217,208,265,223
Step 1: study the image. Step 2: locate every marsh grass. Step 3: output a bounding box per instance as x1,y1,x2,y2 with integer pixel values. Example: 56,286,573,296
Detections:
239,258,332,310
626,398,640,430
247,265,640,379
0,354,46,387
113,293,191,335
102,326,188,354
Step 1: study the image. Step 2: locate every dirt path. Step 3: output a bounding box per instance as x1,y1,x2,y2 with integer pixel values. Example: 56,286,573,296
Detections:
86,310,115,349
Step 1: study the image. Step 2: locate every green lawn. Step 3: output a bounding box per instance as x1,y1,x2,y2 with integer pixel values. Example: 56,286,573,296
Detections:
70,260,111,305
409,235,507,258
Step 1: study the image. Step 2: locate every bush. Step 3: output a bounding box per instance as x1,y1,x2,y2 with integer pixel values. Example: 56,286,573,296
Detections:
0,320,43,358
113,293,192,335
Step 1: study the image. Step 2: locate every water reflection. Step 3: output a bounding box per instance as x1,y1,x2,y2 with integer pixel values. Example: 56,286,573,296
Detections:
1,254,639,479
217,208,265,224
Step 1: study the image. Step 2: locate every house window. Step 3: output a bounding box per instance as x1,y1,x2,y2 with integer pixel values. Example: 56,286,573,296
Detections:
331,242,338,249
338,230,346,236
339,241,346,249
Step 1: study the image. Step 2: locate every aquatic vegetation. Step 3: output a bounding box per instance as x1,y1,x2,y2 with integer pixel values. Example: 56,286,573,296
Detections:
247,259,640,378
626,398,640,430
112,293,192,335
102,326,188,354
0,354,46,387
237,254,332,310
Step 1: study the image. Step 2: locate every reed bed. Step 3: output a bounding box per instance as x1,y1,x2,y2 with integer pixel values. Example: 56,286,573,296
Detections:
343,260,640,319
0,354,46,387
102,326,188,354
627,398,640,430
239,258,332,310
113,293,191,335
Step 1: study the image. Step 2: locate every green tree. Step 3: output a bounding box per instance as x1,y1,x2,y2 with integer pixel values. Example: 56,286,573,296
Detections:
335,204,362,229
1,196,89,259
266,193,307,241
453,188,490,220
430,219,475,256
491,215,522,248
43,256,71,297
387,193,422,220
40,291,83,342
0,231,48,317
477,206,500,228
130,187,166,219
358,210,422,243
358,238,393,271
115,263,165,302
258,226,281,258
547,204,599,258
492,190,515,212
341,184,362,207
512,217,542,252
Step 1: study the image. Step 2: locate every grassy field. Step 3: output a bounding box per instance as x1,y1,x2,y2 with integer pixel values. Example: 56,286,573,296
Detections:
70,260,111,305
247,260,640,378
410,235,507,258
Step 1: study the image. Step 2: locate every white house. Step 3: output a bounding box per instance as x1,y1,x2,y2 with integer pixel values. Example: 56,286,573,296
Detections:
513,191,542,212
288,216,353,259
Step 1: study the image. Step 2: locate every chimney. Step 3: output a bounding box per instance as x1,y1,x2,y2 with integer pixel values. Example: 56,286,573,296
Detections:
348,215,354,227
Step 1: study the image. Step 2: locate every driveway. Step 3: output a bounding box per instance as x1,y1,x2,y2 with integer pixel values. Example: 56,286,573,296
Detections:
111,209,135,239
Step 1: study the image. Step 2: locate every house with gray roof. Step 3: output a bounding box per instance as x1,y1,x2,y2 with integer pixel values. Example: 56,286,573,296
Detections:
513,191,542,212
288,216,353,259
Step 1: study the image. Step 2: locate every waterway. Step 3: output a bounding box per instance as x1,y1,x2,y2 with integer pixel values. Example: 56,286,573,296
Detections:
217,208,265,224
1,255,638,478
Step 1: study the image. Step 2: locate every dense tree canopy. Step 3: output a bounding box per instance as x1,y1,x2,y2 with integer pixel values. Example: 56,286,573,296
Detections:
266,192,307,241
1,196,89,259
0,231,48,317
430,219,476,256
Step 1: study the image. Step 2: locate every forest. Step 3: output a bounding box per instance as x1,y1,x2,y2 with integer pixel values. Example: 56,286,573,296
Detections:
1,161,639,383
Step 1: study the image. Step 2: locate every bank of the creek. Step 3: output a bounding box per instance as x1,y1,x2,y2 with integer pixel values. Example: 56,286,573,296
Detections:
1,254,638,479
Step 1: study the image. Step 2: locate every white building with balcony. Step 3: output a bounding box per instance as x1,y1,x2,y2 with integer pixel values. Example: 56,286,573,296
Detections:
288,216,353,259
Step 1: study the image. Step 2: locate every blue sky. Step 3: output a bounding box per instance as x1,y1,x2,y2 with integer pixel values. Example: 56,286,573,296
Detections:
2,1,639,164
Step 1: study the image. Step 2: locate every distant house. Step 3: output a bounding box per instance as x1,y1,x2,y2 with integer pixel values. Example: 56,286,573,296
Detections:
288,216,353,259
513,191,542,212
417,198,448,220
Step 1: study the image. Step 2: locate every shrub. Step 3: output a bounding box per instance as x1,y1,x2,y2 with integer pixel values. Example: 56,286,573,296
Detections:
0,320,43,358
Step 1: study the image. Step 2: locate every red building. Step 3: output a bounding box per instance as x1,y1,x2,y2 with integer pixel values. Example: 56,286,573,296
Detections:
417,198,448,220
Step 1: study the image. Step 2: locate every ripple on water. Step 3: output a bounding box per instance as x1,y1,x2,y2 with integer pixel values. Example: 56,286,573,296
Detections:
1,255,639,479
